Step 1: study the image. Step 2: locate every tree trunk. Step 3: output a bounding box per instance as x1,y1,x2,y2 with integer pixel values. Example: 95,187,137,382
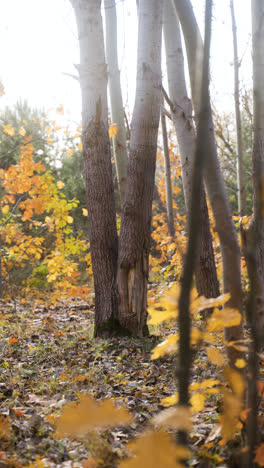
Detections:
177,0,213,448
104,0,128,207
249,0,264,336
163,0,219,300
71,0,119,336
241,4,264,462
117,0,163,335
173,0,243,364
161,106,175,238
230,0,246,216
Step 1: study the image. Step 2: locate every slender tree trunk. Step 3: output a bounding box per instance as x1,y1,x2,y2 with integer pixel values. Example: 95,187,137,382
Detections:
177,0,213,447
117,0,163,335
241,5,264,463
173,0,243,364
230,0,246,216
249,0,264,335
163,0,219,300
161,106,175,238
104,0,128,207
71,0,118,336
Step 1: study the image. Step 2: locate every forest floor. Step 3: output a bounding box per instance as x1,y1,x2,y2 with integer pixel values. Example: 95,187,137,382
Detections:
0,295,262,468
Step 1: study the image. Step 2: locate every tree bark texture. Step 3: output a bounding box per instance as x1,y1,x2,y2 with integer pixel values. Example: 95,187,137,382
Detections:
163,0,219,300
104,0,128,207
117,0,163,335
173,0,243,364
71,0,118,336
230,0,246,216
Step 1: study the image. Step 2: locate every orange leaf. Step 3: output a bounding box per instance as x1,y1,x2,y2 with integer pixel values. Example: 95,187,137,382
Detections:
55,395,132,437
9,337,18,345
255,444,264,466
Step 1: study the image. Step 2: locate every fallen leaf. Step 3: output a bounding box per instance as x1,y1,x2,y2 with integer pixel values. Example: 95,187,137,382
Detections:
190,393,206,412
207,347,226,367
55,395,133,437
119,430,189,468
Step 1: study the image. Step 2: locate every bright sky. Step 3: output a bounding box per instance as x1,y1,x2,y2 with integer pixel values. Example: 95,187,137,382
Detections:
0,0,252,126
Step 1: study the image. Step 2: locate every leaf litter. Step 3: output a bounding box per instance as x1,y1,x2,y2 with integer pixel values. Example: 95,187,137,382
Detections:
0,295,262,467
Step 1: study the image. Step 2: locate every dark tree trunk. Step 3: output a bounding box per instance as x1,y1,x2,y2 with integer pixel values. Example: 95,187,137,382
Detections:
163,1,219,300
161,107,175,238
71,0,119,336
117,0,163,335
173,0,243,365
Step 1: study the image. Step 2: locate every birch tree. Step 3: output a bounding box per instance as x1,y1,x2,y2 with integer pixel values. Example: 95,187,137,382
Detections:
173,0,243,364
117,0,163,334
104,0,128,207
163,0,219,300
70,0,118,336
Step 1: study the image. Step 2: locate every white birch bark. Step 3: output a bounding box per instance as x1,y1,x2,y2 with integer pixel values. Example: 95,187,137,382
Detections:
104,0,128,207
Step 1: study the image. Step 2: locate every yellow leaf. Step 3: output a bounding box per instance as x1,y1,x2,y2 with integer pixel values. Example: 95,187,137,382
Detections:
47,137,53,145
2,205,9,214
55,395,132,437
191,293,230,314
191,328,203,345
57,181,65,189
235,359,247,369
119,431,189,468
190,382,200,392
190,393,206,412
206,347,226,367
78,143,83,151
151,334,178,360
161,393,179,407
67,216,74,224
66,149,73,157
56,104,64,115
45,127,52,136
3,124,15,136
109,123,118,138
151,406,192,432
207,307,242,333
148,307,177,326
219,390,242,440
19,127,26,136
224,368,245,397
200,379,220,390
82,208,88,216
